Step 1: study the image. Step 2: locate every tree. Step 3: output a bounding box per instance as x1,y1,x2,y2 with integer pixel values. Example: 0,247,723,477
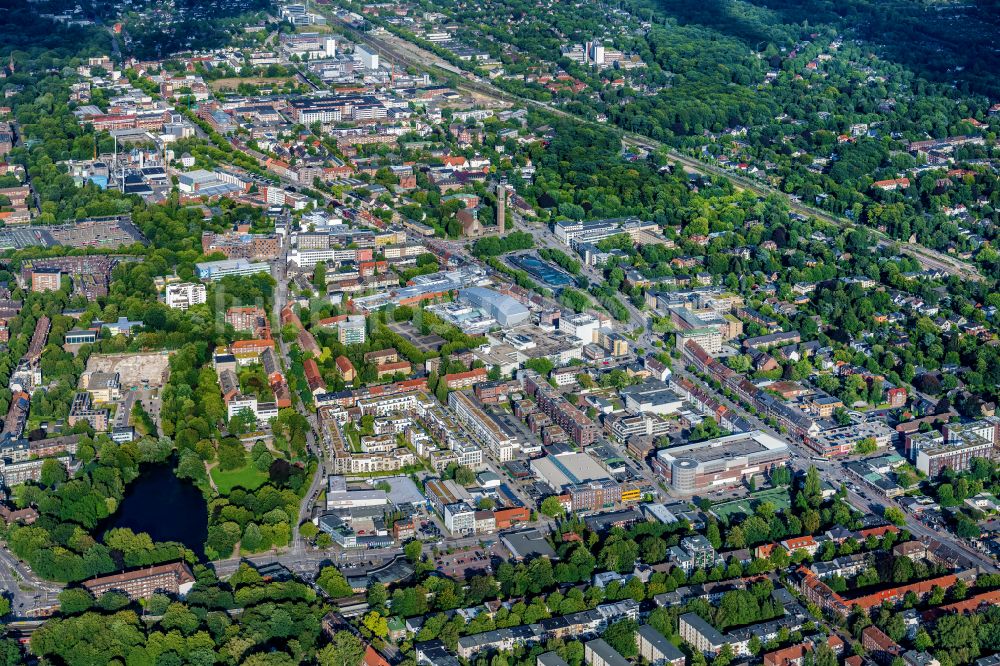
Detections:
815,643,838,666
706,521,722,550
603,619,638,658
540,496,566,517
300,521,318,540
318,630,365,666
362,611,389,639
854,437,878,455
367,582,388,613
57,588,94,615
404,540,423,564
726,526,746,549
883,507,907,526
317,566,353,598
218,438,248,471
39,458,67,488
454,466,476,486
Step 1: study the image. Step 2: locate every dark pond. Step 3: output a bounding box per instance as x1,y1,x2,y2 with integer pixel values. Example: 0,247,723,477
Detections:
101,462,208,560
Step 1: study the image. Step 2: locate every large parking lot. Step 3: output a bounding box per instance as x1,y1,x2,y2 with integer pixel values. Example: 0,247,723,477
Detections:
434,546,497,579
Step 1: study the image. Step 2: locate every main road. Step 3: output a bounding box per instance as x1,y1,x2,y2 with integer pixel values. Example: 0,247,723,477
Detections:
270,236,325,548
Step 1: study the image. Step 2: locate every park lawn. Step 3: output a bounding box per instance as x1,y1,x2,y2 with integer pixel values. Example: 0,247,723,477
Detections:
211,464,268,494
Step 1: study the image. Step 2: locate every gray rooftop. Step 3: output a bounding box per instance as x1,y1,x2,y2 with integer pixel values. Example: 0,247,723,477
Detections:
638,624,685,662
586,639,630,666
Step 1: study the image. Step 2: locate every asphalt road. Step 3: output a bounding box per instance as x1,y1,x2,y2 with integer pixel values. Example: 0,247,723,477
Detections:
0,548,62,617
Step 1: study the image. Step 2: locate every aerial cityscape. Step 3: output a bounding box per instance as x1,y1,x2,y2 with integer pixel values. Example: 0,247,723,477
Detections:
0,0,999,663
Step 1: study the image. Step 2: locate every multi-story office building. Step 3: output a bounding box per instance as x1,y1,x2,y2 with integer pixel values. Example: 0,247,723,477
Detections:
195,258,271,281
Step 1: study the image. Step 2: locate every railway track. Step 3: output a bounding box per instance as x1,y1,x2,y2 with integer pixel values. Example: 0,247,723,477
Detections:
335,20,984,283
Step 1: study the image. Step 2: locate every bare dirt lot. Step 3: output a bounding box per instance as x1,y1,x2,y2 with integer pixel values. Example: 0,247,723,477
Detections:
85,352,172,388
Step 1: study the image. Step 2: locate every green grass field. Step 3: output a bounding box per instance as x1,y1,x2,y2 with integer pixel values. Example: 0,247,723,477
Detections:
211,465,268,494
712,486,791,522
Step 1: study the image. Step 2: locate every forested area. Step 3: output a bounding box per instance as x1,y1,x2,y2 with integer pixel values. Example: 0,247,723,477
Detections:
31,563,337,665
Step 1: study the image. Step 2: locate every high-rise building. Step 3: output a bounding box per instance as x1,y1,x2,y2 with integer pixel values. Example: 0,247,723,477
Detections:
337,315,367,345
31,268,62,292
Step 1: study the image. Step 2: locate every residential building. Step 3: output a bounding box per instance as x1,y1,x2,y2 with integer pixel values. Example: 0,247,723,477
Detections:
31,268,62,292
338,315,367,345
82,562,196,601
669,535,720,573
637,624,685,666
165,282,207,309
680,613,728,656
585,640,630,666
449,390,520,462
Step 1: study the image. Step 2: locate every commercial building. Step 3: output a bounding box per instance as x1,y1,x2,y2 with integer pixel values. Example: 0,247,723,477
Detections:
553,217,658,247
164,282,207,309
676,327,723,355
531,451,613,492
326,476,389,510
443,502,477,535
620,379,683,415
561,313,599,344
909,417,1000,476
83,371,121,403
566,479,630,512
653,430,791,494
501,527,557,560
605,412,673,444
805,420,894,458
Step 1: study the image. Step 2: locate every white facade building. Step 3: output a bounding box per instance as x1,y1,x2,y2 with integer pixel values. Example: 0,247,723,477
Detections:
165,282,207,310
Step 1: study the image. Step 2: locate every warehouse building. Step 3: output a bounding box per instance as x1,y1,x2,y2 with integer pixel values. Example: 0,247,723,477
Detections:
460,287,530,328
